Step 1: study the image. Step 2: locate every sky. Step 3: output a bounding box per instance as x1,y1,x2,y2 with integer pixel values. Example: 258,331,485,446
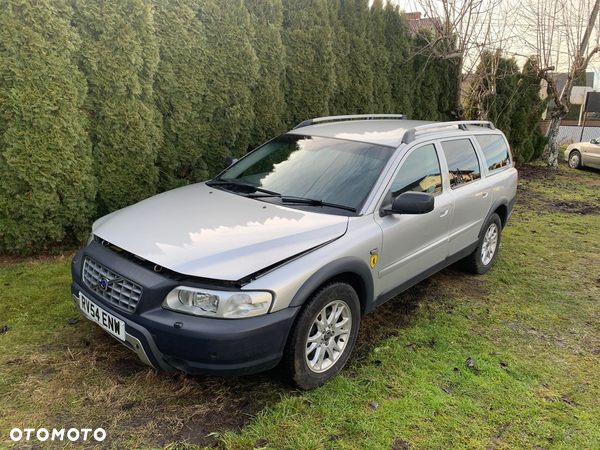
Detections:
391,0,600,87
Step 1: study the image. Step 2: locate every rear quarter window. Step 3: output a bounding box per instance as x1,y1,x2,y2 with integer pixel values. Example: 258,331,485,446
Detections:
476,134,511,172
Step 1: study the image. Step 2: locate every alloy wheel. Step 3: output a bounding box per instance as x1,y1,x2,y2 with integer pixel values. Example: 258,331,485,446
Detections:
305,300,352,373
481,223,499,265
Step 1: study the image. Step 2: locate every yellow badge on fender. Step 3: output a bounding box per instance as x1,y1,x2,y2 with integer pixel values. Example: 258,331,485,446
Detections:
370,254,378,268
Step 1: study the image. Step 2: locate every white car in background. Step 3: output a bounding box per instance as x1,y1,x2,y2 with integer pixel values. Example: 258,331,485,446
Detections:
565,138,600,169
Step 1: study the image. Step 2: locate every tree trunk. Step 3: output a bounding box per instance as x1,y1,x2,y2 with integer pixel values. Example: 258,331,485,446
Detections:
454,56,465,120
545,114,562,168
542,0,600,169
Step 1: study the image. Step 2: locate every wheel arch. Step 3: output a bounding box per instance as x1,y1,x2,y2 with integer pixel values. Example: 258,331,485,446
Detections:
288,257,374,316
479,197,510,237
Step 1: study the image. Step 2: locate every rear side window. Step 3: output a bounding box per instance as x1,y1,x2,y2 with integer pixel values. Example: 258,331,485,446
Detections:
390,144,442,198
476,134,511,172
441,139,481,189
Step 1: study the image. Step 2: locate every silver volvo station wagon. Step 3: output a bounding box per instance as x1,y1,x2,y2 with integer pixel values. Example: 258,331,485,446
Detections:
71,115,518,389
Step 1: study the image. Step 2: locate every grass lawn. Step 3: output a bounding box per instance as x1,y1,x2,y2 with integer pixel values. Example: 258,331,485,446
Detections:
1,161,599,449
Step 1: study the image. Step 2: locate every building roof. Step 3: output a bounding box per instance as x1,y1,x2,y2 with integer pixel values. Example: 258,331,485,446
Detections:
286,119,436,147
405,11,439,34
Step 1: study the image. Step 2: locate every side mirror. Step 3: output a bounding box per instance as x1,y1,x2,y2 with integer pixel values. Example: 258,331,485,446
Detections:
224,156,238,169
383,192,435,216
590,139,596,144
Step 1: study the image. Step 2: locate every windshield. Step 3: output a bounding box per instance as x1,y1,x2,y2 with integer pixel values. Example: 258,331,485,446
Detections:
217,135,394,211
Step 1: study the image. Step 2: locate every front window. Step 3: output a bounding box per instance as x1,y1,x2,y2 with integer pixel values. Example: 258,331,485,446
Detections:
217,135,394,211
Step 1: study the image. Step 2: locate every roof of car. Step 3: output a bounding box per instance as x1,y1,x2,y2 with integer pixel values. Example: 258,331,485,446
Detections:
286,119,499,148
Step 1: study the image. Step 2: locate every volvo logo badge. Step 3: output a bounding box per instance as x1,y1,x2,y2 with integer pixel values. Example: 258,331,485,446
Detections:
99,277,109,290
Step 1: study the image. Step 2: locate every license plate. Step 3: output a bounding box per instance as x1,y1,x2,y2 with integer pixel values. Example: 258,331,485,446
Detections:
79,292,126,341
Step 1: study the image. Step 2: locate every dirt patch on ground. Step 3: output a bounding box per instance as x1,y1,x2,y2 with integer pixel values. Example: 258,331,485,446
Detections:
351,282,428,363
516,163,600,213
547,200,599,215
138,375,280,449
517,164,559,183
515,183,546,209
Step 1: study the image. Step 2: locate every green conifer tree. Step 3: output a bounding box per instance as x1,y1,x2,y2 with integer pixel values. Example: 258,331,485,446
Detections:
327,0,349,116
72,0,162,215
0,0,96,254
198,0,259,175
412,30,442,120
509,59,549,163
246,0,287,148
383,5,414,117
153,0,208,190
467,53,548,163
330,0,374,113
282,0,336,126
411,29,457,121
370,0,393,113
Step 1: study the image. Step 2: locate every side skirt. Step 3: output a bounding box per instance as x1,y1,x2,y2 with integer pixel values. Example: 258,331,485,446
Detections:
366,240,479,315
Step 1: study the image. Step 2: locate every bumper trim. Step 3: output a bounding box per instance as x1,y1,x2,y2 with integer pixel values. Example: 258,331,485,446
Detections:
123,332,154,368
73,293,159,371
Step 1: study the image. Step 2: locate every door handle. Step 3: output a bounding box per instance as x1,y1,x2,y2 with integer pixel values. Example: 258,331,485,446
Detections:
440,209,450,218
481,191,490,198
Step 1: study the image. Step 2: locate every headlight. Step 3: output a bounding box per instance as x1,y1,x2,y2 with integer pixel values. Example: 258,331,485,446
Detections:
162,287,273,319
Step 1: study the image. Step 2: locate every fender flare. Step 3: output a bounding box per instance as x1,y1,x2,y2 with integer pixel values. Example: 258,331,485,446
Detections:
288,256,374,315
479,196,510,237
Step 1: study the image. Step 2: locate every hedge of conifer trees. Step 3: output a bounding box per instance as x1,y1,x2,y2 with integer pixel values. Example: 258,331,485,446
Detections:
466,52,549,164
0,0,461,254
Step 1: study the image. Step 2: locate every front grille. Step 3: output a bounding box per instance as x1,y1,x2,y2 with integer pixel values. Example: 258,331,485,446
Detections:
82,257,142,313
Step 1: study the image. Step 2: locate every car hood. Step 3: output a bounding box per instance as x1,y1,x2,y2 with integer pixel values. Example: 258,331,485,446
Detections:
92,183,349,280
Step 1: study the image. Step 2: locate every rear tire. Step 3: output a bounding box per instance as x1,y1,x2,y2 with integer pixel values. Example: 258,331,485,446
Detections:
282,282,360,390
461,213,502,275
569,150,582,169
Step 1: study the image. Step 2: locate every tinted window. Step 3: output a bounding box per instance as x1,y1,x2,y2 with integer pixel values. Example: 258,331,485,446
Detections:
220,135,394,210
476,135,511,172
390,144,442,198
441,139,481,188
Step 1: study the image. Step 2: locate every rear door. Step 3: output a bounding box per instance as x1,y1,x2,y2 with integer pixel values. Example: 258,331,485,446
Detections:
440,137,492,256
375,142,453,294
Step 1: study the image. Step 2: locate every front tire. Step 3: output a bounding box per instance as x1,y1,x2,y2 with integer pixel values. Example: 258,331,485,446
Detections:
569,150,582,169
283,282,360,390
461,213,502,275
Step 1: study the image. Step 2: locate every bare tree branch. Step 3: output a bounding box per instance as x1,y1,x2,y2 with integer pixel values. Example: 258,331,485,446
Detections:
518,0,600,167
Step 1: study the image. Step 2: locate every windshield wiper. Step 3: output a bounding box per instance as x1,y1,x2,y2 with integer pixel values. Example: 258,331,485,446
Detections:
206,180,280,196
280,196,356,212
240,191,356,212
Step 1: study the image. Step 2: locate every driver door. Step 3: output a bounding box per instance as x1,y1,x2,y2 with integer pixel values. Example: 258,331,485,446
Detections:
374,142,453,295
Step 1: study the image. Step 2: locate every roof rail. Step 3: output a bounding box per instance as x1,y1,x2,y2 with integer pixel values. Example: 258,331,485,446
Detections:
401,120,496,144
294,114,407,129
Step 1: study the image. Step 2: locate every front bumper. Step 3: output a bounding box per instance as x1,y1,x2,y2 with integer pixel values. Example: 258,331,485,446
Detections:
71,242,300,375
